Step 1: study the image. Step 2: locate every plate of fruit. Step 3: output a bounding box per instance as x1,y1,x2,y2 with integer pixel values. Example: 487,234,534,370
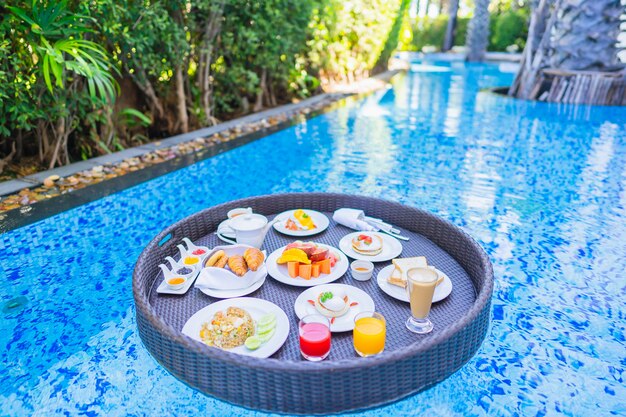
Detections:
266,241,349,287
272,209,330,237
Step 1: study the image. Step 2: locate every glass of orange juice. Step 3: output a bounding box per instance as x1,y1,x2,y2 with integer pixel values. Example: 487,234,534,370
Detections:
353,311,386,357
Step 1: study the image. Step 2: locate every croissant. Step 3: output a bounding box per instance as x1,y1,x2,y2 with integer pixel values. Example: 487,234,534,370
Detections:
243,248,264,272
215,254,229,268
228,255,248,277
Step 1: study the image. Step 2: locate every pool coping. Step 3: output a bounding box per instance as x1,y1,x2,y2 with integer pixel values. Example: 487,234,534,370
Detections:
0,70,402,233
0,93,335,197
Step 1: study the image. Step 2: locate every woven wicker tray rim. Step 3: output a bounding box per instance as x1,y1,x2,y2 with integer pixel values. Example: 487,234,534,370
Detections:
133,192,493,372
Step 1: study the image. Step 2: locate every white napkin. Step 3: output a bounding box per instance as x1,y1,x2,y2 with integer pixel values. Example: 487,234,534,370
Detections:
333,208,377,232
193,244,267,291
195,266,266,290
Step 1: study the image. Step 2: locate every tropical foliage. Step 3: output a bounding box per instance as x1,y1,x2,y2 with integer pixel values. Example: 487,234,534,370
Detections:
406,9,528,52
0,0,405,173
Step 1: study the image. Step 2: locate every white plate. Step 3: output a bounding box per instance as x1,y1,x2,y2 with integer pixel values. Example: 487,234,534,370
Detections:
266,243,349,287
272,209,330,237
339,232,403,262
294,284,375,332
156,269,200,295
198,274,266,298
376,264,453,303
181,297,289,358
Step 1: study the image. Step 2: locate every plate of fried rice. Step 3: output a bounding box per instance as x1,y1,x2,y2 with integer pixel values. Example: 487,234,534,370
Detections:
182,297,289,358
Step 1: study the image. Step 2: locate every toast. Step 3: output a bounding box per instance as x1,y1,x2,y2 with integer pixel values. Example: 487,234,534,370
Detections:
388,256,433,288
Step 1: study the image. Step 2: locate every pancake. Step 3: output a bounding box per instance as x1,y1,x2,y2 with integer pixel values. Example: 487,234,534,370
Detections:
351,234,383,256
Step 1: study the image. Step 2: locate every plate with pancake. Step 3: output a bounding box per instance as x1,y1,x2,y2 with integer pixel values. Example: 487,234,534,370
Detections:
376,257,452,303
338,231,403,262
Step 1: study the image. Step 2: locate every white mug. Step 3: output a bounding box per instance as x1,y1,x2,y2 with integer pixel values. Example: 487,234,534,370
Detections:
227,207,253,219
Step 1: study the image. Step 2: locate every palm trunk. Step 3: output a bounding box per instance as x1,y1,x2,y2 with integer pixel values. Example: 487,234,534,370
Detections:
509,0,555,98
465,0,490,61
510,0,625,104
442,0,459,51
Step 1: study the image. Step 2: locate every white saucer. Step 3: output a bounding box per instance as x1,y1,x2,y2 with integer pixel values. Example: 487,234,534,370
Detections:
294,284,375,332
339,232,403,262
272,209,330,236
376,264,452,303
216,219,236,243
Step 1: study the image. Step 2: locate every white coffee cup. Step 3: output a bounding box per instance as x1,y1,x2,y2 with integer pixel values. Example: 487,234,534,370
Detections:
227,207,253,219
217,213,277,248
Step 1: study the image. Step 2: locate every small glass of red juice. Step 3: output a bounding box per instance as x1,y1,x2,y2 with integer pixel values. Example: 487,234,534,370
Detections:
299,314,331,361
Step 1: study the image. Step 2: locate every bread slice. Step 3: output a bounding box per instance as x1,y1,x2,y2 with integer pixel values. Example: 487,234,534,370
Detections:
387,267,406,288
391,256,428,273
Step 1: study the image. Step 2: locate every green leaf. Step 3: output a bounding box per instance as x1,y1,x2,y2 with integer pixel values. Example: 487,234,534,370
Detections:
119,108,151,126
42,54,53,92
7,6,39,28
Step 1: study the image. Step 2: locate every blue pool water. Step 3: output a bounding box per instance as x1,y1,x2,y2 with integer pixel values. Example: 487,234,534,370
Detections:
1,62,625,416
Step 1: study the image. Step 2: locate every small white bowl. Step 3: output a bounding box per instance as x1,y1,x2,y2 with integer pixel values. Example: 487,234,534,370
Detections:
173,265,195,279
350,260,374,281
166,276,188,290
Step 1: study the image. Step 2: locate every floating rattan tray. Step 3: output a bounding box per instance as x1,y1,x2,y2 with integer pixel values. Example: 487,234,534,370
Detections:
133,193,493,414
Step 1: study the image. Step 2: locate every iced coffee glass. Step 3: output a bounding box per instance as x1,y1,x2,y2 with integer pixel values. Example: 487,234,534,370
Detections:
405,267,439,334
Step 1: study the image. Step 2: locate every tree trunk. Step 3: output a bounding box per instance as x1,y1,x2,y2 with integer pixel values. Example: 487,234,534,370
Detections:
465,0,491,61
130,68,165,119
0,142,16,174
548,0,624,71
438,0,445,15
254,68,266,112
174,65,189,133
442,0,459,51
424,0,431,16
415,0,421,16
197,1,225,126
509,0,556,98
509,0,625,104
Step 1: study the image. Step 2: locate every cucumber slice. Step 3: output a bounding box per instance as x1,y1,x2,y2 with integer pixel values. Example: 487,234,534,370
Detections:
256,323,276,334
258,327,276,343
258,313,276,329
245,336,262,350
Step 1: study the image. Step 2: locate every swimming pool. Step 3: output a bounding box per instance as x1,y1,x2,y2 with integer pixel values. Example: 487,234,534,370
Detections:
1,62,625,416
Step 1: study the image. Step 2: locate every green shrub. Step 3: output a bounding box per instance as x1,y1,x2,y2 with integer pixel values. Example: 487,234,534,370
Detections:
409,16,470,52
490,10,528,51
307,0,404,85
1,0,411,172
404,10,527,53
